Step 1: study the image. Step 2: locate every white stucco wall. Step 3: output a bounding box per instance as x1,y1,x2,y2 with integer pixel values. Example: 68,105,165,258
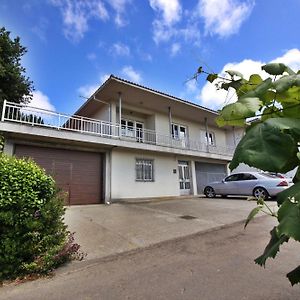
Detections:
111,148,181,199
89,105,110,122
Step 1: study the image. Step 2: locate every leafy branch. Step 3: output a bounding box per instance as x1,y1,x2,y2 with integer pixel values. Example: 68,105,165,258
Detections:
198,62,300,286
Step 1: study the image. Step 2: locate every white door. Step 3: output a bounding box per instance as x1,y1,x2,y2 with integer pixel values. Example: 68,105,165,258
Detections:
178,161,191,195
136,122,143,142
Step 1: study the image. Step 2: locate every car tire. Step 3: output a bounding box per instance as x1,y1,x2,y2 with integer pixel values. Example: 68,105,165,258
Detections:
253,187,269,200
204,186,216,198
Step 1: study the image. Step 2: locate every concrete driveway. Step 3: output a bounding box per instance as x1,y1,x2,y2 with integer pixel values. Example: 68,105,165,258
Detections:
64,197,275,264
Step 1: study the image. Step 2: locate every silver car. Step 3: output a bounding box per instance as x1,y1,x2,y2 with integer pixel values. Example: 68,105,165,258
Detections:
203,172,290,200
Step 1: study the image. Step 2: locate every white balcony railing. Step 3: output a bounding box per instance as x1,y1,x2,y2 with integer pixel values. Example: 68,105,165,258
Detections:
1,101,235,156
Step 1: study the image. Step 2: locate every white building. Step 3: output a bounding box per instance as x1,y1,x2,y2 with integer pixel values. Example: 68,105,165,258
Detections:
0,75,243,205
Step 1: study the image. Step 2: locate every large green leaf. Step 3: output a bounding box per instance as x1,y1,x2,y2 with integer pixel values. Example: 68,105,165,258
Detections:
273,75,300,93
255,227,289,267
216,97,262,126
226,70,243,78
229,118,300,173
262,63,288,75
276,182,300,206
287,266,300,286
277,199,300,241
276,86,300,103
244,206,263,228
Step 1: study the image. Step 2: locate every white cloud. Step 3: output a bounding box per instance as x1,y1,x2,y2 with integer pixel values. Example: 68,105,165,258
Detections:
149,0,183,44
50,0,109,42
78,74,110,98
110,42,130,57
149,1,201,46
108,0,132,27
87,53,97,61
198,48,300,110
121,66,142,83
185,79,198,93
271,48,300,71
149,0,182,25
31,18,49,43
197,0,254,37
29,91,56,111
170,42,181,57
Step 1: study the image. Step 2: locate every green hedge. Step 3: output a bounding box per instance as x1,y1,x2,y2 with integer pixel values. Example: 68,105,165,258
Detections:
0,154,80,281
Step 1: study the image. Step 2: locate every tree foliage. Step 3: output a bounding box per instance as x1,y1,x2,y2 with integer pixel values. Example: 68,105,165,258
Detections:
196,63,300,285
0,27,34,108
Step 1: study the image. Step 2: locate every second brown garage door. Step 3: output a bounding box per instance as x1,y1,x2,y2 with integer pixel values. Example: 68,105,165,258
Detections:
15,145,103,205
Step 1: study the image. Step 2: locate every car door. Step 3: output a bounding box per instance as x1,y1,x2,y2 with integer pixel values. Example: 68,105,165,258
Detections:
236,173,258,195
216,174,242,195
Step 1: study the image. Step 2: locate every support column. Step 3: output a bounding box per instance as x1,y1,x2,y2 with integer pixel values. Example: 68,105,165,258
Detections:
190,160,198,195
168,106,172,136
2,139,14,156
232,126,236,146
104,150,112,204
204,117,209,152
118,92,122,137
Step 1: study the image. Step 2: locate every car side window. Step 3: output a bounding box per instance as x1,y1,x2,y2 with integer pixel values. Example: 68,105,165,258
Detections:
242,173,257,180
225,174,242,182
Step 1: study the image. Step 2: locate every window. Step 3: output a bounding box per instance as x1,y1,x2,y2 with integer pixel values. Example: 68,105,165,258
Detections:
121,119,144,142
172,123,187,140
242,173,257,180
205,132,215,145
225,174,243,182
201,130,216,146
136,159,154,182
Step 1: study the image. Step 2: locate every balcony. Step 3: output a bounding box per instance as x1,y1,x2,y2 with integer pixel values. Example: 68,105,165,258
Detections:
1,101,235,156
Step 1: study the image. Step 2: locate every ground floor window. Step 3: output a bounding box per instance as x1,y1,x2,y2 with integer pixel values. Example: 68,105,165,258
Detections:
136,159,154,181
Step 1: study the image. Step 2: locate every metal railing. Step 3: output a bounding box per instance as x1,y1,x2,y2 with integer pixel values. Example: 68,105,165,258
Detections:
1,101,235,156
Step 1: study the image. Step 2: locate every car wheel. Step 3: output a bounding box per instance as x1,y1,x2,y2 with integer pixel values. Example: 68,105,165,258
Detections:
204,186,216,198
253,187,269,200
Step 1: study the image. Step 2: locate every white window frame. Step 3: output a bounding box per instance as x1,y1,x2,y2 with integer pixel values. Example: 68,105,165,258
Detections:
121,118,144,141
171,123,187,140
201,130,216,146
135,159,154,182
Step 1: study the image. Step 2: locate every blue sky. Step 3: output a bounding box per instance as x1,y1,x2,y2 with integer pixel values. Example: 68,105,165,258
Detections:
1,0,300,114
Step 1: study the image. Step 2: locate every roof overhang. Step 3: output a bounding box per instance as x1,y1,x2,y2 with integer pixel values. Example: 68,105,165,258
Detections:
74,75,225,128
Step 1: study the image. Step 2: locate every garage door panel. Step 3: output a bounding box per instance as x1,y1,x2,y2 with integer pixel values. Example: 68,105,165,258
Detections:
15,145,103,205
195,162,227,194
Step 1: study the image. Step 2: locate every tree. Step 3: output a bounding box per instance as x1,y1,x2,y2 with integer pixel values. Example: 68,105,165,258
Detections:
196,63,300,285
0,27,34,108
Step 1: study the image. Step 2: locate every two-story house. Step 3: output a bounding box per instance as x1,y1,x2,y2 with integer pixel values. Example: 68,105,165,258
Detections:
0,75,242,205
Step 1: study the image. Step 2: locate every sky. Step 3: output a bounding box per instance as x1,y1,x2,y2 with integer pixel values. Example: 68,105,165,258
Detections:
1,0,300,115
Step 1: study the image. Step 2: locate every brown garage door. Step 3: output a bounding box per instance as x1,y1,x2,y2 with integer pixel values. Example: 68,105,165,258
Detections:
15,145,103,205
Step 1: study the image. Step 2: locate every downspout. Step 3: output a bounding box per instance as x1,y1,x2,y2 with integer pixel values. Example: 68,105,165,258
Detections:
118,92,122,137
232,126,236,146
204,117,209,152
168,106,172,146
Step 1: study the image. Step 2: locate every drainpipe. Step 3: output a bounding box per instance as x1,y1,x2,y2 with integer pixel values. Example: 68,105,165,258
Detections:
204,117,209,152
232,126,236,146
118,92,122,137
168,106,172,146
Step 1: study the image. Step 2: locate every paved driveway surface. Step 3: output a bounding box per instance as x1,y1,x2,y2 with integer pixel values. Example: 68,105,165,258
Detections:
64,197,274,263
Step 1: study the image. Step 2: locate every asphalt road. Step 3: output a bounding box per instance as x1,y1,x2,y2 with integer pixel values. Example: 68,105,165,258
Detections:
1,216,300,300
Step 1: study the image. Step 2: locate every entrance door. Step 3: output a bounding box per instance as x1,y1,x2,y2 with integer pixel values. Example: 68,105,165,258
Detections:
178,161,191,195
136,122,144,142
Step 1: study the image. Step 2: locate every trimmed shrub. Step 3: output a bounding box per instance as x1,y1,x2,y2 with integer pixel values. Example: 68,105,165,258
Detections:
0,154,82,281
